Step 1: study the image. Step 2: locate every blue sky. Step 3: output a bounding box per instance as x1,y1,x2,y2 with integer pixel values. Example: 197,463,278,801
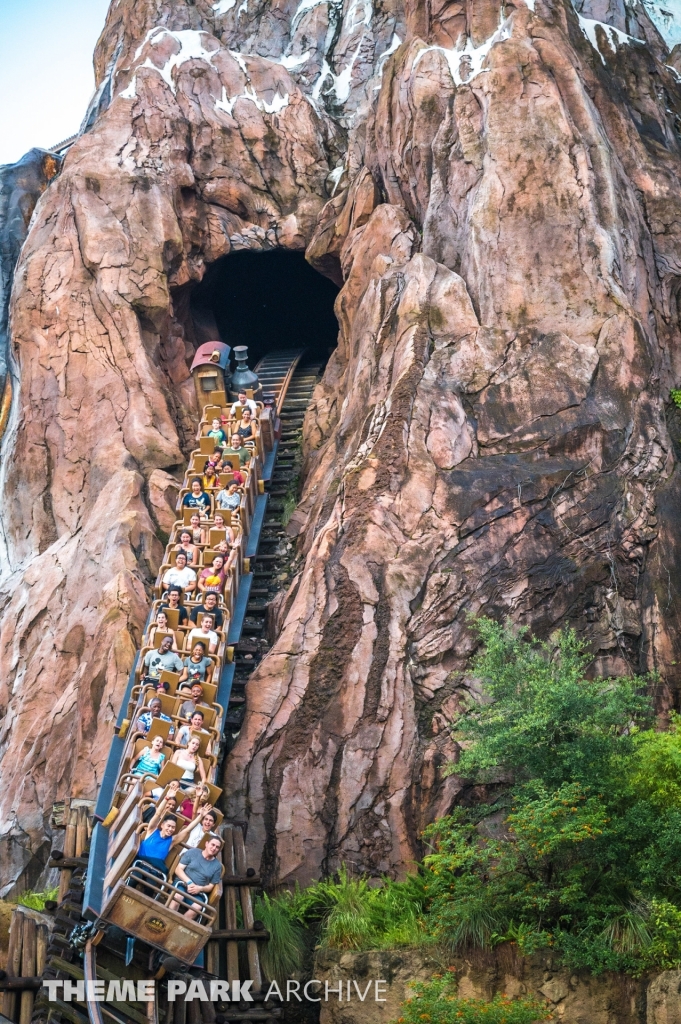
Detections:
0,0,111,165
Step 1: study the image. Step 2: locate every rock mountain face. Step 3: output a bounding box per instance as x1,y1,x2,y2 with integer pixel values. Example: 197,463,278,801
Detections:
1,0,681,891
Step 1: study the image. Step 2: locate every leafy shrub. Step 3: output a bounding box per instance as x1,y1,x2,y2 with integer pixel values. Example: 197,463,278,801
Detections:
260,620,681,977
670,388,681,408
628,716,681,811
392,975,552,1024
258,866,430,958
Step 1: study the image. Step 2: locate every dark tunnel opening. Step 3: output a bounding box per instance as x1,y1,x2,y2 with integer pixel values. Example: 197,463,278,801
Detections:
190,250,340,369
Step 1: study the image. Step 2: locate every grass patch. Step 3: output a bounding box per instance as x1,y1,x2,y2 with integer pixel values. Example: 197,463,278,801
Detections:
254,892,307,984
15,887,59,911
281,495,297,527
256,866,432,981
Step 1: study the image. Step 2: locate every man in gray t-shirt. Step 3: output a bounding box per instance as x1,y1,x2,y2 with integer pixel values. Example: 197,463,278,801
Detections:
170,838,223,920
142,637,184,680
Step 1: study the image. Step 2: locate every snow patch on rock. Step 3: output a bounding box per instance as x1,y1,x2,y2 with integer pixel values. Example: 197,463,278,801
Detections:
279,50,313,68
120,76,138,99
291,0,336,33
414,17,512,86
576,14,643,63
376,32,401,76
121,28,218,97
639,0,681,47
216,52,290,115
216,85,289,114
344,0,372,31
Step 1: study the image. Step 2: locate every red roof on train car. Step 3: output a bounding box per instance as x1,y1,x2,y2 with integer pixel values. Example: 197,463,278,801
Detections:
190,342,231,374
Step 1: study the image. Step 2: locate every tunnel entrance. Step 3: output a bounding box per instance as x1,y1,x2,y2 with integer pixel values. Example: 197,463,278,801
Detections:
191,249,340,368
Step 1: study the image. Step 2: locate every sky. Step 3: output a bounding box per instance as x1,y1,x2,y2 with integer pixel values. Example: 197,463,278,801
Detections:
0,0,111,166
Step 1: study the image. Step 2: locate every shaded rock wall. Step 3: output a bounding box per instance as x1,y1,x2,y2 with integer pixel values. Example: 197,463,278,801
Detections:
2,0,681,893
0,150,61,389
315,947,651,1024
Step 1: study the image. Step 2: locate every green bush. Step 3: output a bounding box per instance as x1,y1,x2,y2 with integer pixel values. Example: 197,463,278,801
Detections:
258,866,430,957
260,620,681,977
391,975,552,1023
670,388,681,408
419,620,681,973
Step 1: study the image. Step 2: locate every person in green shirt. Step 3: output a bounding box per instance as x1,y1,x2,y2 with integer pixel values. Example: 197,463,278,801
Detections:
222,434,249,466
206,418,226,445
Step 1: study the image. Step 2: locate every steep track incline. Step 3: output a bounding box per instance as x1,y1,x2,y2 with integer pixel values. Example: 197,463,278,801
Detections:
25,349,322,1024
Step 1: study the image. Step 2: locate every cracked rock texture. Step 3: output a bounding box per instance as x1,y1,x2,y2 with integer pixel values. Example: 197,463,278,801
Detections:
316,947,651,1024
2,0,681,891
0,150,61,395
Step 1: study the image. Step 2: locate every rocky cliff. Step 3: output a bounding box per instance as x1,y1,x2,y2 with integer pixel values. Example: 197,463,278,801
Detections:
0,150,61,431
315,947,681,1024
1,0,681,893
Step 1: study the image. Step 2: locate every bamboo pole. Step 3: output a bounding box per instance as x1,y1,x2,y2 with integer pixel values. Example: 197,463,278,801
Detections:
3,909,23,1020
19,914,37,1024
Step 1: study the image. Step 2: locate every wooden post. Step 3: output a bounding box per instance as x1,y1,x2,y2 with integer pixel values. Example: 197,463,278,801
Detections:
163,991,174,1024
233,828,262,994
75,806,88,858
221,829,239,986
36,922,48,976
173,990,187,1024
19,914,37,1024
205,939,219,978
187,999,201,1024
3,909,23,1020
200,995,216,1024
59,805,78,902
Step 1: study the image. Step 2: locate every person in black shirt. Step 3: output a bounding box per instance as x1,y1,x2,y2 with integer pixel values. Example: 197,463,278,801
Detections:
235,408,256,444
160,586,189,627
190,591,224,630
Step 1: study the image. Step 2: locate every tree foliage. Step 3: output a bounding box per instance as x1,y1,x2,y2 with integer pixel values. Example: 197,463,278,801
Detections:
259,620,681,978
423,619,681,973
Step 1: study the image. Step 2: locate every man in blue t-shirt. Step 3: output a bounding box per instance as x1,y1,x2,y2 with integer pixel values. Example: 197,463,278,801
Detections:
132,802,214,894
